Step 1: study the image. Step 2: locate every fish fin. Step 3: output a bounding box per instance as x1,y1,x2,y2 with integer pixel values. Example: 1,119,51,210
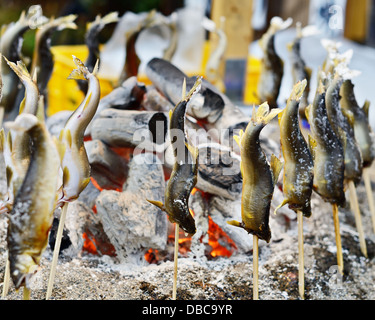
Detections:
270,154,283,186
92,59,100,76
81,177,90,191
227,220,243,229
286,41,294,52
60,128,72,148
169,109,173,120
62,166,70,185
67,56,89,80
308,134,317,162
253,102,283,126
181,78,186,100
0,129,5,153
18,97,26,115
183,76,202,102
363,100,371,118
7,131,12,153
53,136,66,161
304,104,311,123
337,127,347,151
233,129,244,147
81,92,93,113
270,16,293,33
341,107,355,128
290,79,307,102
146,199,166,212
274,199,289,215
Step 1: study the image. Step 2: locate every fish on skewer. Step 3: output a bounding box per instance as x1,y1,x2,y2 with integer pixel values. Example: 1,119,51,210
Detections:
227,102,282,242
147,77,201,235
306,80,346,273
227,102,282,300
0,10,32,120
340,80,375,233
77,12,119,94
30,14,78,103
287,23,319,118
275,79,314,216
6,113,62,292
305,80,346,207
46,56,100,300
56,56,101,205
275,79,314,299
258,16,293,108
1,58,40,211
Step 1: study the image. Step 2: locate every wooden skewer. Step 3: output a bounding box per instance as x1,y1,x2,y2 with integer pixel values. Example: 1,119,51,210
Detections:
348,180,367,257
253,235,259,300
2,258,10,298
46,202,69,300
332,203,344,275
23,287,30,300
363,167,375,234
297,211,304,299
172,223,179,300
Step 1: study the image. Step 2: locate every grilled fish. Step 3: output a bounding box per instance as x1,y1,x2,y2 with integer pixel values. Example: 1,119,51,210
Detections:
6,113,62,290
305,81,346,207
146,58,225,123
258,16,292,108
147,78,202,235
325,73,363,185
287,23,318,118
227,103,283,242
77,12,118,94
0,10,31,116
340,80,375,168
276,80,314,217
31,14,77,100
2,58,40,210
57,56,100,205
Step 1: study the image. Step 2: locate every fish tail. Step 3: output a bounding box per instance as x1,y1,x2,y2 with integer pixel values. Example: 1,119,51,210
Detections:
269,16,293,33
290,79,307,102
53,14,78,31
252,102,283,126
270,154,283,186
3,57,35,84
227,220,244,229
183,76,202,102
67,56,92,81
87,12,119,31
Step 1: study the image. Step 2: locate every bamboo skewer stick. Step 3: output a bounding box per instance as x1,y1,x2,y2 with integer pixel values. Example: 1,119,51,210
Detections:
2,258,10,298
23,287,30,300
363,167,375,234
46,202,69,300
253,235,259,300
172,223,179,300
348,180,367,257
297,211,304,299
332,204,344,275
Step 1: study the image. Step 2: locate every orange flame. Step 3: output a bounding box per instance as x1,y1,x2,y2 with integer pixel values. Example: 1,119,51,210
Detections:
82,232,98,255
207,216,237,258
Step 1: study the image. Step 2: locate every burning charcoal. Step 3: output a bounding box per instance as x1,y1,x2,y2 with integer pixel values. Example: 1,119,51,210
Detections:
141,86,174,112
85,76,146,136
85,139,129,190
196,143,242,200
209,196,253,253
90,109,169,153
49,208,72,255
77,180,101,209
95,153,168,263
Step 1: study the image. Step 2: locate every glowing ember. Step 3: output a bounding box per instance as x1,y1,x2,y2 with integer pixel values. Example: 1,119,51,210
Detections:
207,216,237,258
82,232,98,255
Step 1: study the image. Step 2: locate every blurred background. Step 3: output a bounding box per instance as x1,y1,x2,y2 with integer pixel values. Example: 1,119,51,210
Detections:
0,0,374,126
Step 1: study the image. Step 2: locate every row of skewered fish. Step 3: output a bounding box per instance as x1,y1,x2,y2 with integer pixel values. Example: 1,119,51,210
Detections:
0,6,373,298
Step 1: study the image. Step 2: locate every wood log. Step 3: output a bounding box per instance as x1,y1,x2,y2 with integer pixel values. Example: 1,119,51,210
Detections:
90,109,169,153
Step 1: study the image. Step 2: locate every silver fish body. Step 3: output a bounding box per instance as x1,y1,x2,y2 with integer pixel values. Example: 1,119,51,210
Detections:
6,113,61,289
